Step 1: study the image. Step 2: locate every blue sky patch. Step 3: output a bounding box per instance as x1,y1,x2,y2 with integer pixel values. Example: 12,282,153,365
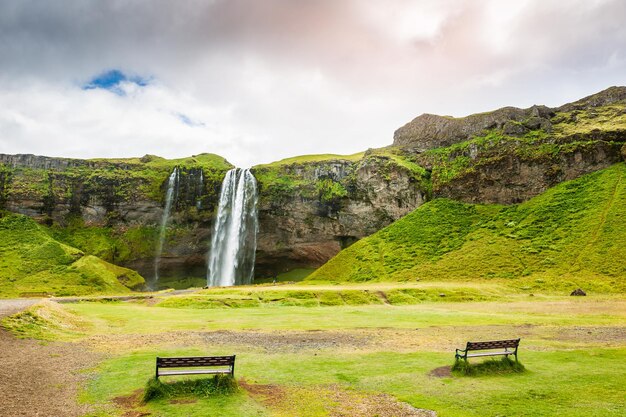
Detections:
176,112,205,127
83,69,150,95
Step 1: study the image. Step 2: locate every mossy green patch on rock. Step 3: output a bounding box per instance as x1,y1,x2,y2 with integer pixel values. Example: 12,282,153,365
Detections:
0,153,232,225
252,147,430,206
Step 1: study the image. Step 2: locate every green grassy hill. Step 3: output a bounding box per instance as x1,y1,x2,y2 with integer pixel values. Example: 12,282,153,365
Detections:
0,214,145,297
308,163,626,293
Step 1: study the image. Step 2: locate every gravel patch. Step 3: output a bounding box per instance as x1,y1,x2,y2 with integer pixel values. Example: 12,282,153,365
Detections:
83,329,374,353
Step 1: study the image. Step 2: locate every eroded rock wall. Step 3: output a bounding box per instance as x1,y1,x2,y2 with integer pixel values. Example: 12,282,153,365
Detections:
253,153,428,275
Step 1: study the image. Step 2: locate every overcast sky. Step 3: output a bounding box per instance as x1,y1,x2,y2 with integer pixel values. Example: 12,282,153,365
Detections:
1,0,625,167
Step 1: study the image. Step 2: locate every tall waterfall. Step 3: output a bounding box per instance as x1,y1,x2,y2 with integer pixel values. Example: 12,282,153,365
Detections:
153,167,179,288
207,168,258,287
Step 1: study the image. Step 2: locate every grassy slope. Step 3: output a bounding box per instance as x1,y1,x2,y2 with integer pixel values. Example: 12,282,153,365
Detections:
309,163,626,292
0,214,144,297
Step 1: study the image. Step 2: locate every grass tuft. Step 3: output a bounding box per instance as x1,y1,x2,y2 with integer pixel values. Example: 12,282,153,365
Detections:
142,375,238,403
452,357,526,376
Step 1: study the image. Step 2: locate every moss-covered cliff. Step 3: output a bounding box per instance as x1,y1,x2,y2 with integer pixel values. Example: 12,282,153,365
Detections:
0,153,232,279
251,148,430,275
399,86,626,203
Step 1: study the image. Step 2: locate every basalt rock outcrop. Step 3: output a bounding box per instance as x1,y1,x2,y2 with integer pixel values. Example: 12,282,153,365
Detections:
394,86,626,152
393,105,555,151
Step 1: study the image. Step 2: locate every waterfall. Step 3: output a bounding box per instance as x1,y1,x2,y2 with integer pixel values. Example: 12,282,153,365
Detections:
207,168,258,287
153,167,179,288
196,169,204,209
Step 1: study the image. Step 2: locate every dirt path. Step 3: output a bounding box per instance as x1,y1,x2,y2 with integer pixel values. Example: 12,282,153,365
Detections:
0,298,40,317
0,299,101,417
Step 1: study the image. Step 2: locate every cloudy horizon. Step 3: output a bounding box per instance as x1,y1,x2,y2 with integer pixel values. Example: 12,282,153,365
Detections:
1,0,625,167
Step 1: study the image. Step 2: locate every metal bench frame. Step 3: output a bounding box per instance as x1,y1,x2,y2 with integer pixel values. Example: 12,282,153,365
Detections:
155,355,236,379
455,339,520,362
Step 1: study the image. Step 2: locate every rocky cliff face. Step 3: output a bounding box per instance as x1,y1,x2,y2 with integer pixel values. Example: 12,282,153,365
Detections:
251,87,626,272
393,86,626,152
252,152,428,275
396,86,626,204
393,105,554,151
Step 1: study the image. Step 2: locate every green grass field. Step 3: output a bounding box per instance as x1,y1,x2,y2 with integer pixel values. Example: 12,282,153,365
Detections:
4,283,625,417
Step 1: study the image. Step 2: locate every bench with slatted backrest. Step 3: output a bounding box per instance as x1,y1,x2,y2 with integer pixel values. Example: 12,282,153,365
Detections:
455,339,520,362
155,355,236,379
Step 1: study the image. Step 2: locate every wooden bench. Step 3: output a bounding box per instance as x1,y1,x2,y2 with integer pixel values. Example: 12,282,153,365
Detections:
455,339,520,362
155,355,236,379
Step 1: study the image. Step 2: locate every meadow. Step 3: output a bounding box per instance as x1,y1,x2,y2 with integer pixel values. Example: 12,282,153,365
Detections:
4,282,625,417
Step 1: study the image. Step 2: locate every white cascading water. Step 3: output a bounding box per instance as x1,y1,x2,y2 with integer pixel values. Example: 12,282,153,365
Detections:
153,167,179,288
207,168,258,287
196,169,204,209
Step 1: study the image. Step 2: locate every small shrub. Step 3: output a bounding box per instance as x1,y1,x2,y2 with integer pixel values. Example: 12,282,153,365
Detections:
339,290,383,305
452,357,526,376
143,375,238,403
318,291,344,306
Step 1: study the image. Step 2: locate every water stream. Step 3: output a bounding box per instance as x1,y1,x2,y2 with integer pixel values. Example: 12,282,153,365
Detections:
152,167,179,288
207,168,259,287
196,169,204,209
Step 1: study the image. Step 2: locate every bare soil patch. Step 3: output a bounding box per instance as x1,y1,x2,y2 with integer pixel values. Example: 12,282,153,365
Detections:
112,389,152,417
241,380,437,417
329,389,436,417
113,388,144,409
429,366,452,378
83,329,373,353
82,323,626,357
0,301,102,417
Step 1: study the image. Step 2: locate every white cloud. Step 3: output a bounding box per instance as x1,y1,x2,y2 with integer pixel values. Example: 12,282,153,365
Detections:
0,0,625,166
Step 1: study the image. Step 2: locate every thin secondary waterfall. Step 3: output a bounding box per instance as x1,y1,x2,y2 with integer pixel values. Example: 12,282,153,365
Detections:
196,169,204,209
153,167,179,288
207,168,259,287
